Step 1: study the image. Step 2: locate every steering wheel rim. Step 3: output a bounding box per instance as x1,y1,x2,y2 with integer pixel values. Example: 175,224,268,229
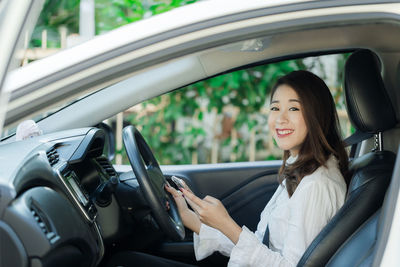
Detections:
122,125,185,241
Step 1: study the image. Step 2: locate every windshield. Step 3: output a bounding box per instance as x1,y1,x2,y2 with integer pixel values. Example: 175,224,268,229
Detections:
22,0,200,67
1,0,199,140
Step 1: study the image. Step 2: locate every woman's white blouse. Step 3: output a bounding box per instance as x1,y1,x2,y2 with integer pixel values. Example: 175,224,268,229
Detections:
193,156,347,267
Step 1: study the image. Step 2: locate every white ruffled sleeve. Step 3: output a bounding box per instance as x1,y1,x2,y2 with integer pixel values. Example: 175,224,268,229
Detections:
229,225,294,267
192,182,285,261
193,223,234,260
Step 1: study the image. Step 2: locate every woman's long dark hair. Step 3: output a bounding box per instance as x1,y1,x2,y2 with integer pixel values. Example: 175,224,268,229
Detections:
271,70,350,196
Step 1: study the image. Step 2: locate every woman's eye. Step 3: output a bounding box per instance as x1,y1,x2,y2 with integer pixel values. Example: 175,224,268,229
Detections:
270,107,279,111
289,107,300,111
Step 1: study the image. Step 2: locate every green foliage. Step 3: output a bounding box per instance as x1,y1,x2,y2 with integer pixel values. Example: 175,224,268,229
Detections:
126,55,351,165
31,0,80,48
129,60,305,165
95,0,199,34
31,0,199,46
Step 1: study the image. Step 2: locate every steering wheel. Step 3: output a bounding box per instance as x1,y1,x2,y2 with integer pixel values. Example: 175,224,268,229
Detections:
122,125,185,241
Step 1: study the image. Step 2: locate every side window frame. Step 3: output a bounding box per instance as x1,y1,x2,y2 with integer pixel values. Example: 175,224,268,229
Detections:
112,54,352,165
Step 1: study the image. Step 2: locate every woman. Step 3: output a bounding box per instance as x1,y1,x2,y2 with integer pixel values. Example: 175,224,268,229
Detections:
108,70,349,266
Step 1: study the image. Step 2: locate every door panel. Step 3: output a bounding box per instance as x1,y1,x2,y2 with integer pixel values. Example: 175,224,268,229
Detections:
162,161,280,228
222,171,278,231
162,161,280,199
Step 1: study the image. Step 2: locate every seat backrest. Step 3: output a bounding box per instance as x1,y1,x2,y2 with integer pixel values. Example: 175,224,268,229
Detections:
297,49,397,267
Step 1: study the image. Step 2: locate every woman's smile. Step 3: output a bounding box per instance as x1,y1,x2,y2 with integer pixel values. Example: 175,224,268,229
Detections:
276,128,294,138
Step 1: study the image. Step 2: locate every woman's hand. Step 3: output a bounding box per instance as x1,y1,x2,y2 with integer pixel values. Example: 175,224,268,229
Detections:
165,183,201,234
181,188,242,244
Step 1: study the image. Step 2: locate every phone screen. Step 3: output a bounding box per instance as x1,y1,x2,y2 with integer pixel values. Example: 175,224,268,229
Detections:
171,176,184,189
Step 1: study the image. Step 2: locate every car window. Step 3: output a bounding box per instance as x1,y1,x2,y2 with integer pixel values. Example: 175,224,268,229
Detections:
112,54,352,165
0,0,200,139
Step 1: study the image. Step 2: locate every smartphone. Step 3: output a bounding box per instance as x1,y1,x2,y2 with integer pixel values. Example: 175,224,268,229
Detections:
171,175,185,189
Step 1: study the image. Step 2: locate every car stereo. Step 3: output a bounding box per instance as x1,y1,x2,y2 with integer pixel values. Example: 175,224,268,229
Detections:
57,167,97,222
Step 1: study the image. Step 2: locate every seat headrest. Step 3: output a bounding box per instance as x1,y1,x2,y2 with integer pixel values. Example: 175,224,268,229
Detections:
344,49,397,133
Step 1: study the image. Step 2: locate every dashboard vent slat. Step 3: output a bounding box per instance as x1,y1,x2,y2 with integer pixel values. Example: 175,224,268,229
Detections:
96,157,117,177
46,147,59,167
30,205,59,244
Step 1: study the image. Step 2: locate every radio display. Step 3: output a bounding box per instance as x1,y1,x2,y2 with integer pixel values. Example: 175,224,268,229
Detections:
64,171,89,206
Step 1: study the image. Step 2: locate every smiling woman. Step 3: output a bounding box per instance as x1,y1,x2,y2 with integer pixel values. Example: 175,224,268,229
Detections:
270,71,350,195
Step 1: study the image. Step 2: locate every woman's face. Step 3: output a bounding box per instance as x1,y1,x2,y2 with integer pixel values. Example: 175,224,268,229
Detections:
268,84,308,156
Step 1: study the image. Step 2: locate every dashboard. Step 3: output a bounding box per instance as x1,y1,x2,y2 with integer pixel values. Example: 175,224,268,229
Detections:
0,127,119,267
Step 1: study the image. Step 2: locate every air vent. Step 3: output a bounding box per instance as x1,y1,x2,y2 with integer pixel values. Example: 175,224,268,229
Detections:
46,147,59,166
96,157,117,177
30,205,59,244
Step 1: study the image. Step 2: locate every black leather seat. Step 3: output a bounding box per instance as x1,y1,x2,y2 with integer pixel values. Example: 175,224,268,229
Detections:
297,49,397,267
327,209,380,266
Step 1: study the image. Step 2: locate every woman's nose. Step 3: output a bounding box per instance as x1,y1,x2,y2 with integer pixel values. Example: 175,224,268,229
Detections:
276,110,289,124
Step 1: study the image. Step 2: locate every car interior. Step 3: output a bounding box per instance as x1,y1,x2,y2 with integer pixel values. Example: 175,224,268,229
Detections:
1,2,400,267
